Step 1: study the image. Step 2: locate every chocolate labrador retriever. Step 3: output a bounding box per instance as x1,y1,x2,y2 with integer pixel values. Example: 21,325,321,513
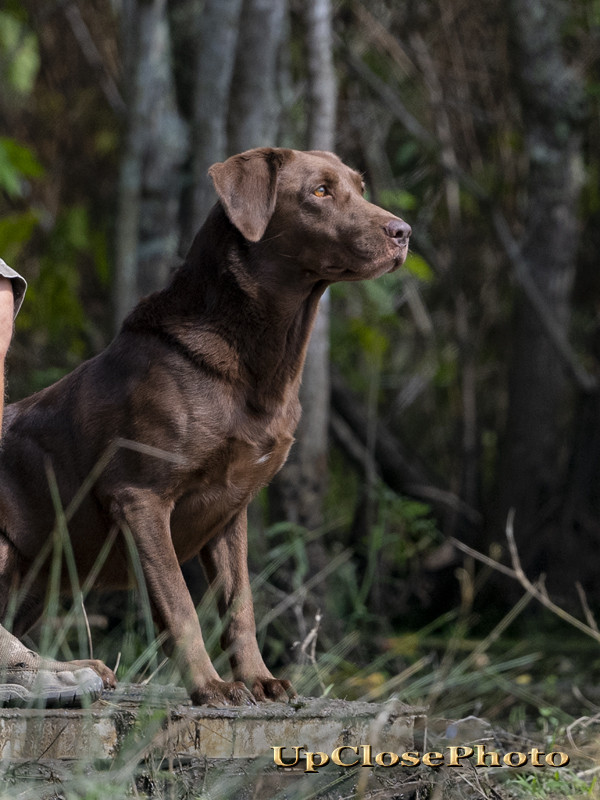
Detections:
0,148,410,705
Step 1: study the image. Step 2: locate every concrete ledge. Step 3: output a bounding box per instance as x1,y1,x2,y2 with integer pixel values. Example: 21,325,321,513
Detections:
0,685,425,763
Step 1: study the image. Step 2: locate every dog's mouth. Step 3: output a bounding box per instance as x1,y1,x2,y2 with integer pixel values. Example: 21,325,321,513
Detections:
388,248,408,273
317,243,408,281
370,243,409,276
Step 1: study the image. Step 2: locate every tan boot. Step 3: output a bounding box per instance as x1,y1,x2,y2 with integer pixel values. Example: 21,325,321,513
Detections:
0,625,103,707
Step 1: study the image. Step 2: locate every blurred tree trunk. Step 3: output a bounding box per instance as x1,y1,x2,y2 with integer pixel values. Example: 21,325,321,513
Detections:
268,0,336,643
270,0,336,534
498,0,585,562
188,0,243,242
304,0,337,153
114,0,187,329
227,0,286,154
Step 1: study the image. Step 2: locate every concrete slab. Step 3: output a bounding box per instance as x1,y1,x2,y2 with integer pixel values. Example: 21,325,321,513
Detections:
0,686,428,798
0,685,424,763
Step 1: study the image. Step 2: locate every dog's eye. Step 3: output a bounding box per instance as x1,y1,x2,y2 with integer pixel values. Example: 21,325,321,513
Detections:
313,186,327,198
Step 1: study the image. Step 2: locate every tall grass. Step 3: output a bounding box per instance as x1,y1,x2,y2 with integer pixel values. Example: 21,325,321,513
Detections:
0,449,599,798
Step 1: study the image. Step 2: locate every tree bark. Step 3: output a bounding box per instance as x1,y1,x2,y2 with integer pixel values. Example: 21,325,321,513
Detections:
113,0,144,330
269,0,336,534
137,0,188,298
227,0,286,154
498,0,585,561
304,0,336,153
189,0,244,241
114,0,187,329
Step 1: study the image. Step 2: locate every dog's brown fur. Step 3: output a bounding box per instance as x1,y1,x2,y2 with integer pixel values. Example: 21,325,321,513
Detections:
0,148,410,705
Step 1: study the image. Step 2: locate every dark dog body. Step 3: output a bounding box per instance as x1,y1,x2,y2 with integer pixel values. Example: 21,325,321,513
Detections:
0,149,410,704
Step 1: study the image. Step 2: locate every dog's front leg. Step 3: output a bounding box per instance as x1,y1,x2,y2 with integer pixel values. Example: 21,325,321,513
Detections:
110,490,254,706
200,509,296,702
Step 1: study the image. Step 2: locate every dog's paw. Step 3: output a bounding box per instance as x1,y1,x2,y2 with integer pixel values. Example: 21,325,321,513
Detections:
190,679,256,708
251,677,297,703
70,659,117,689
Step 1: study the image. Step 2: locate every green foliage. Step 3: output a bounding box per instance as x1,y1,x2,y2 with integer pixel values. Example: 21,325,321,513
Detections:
0,10,39,96
17,207,88,351
325,480,440,628
0,137,44,198
434,343,459,387
379,187,418,211
502,769,595,799
15,205,112,374
0,209,38,264
393,140,420,170
349,316,389,359
403,252,434,282
265,521,310,591
331,270,406,392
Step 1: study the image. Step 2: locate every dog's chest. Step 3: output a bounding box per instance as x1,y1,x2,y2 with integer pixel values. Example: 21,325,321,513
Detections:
219,436,291,501
170,401,298,552
220,402,298,494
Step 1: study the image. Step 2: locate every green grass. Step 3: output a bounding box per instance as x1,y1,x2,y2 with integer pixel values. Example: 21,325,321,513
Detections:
1,458,600,797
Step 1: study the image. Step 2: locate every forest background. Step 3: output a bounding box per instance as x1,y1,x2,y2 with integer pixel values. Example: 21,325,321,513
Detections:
2,0,600,744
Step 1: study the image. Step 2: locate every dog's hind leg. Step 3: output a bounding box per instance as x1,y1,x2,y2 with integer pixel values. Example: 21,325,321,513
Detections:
199,509,296,703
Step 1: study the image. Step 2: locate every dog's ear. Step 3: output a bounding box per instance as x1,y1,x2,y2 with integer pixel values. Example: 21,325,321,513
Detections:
209,148,286,242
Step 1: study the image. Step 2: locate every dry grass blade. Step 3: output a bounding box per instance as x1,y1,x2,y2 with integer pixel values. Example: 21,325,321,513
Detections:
362,653,433,701
5,437,183,635
49,524,120,656
81,597,94,660
258,548,352,630
457,587,534,674
120,630,169,684
114,437,188,466
353,2,416,76
45,460,89,660
449,536,516,578
427,565,474,711
458,771,488,799
572,685,600,713
566,712,600,751
140,656,169,686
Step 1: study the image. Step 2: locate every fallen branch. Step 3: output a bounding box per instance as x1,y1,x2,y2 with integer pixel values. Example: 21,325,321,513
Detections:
331,370,481,535
453,510,600,647
576,581,599,634
505,509,600,644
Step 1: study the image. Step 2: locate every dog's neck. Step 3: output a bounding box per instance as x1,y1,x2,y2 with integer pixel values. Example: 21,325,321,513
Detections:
123,205,328,411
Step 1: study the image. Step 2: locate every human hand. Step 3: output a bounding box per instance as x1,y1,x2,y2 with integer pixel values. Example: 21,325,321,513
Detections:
0,278,15,360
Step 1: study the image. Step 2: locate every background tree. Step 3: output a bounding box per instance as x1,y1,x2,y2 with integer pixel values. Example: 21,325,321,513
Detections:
268,0,337,644
188,0,243,243
114,0,187,328
498,0,586,570
227,0,286,154
273,0,336,530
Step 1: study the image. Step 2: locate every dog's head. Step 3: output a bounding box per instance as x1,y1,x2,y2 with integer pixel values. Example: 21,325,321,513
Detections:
209,147,411,283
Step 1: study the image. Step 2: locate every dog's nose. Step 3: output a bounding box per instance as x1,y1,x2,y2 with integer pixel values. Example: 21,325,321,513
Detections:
385,219,411,243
